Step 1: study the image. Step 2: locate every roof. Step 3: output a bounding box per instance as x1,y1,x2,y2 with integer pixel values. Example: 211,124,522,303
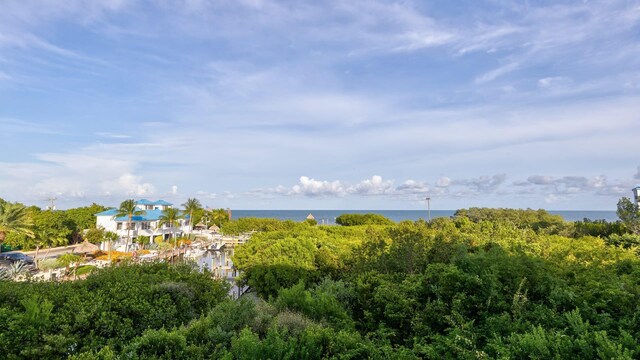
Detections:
95,208,189,221
73,241,100,254
136,199,172,206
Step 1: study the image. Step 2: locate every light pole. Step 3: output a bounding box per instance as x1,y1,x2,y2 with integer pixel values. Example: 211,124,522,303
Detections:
425,197,431,222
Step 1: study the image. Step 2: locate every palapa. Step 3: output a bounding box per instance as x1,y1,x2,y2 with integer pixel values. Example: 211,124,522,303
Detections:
73,240,100,254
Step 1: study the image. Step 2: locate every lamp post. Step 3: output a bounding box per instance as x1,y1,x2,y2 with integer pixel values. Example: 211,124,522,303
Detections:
425,197,431,222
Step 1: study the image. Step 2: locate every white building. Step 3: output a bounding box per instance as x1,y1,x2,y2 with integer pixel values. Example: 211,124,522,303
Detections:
633,186,640,206
95,199,190,249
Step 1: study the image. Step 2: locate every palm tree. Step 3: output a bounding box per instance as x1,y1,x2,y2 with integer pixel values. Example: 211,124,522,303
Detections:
211,208,230,227
158,207,183,262
0,202,34,247
114,200,145,252
182,198,202,233
104,231,119,264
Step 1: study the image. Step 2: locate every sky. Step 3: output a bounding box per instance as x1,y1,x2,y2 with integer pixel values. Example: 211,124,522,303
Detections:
1,0,640,210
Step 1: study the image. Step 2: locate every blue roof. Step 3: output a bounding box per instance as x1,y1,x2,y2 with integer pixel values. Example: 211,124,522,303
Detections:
95,209,118,216
95,208,188,221
136,199,172,206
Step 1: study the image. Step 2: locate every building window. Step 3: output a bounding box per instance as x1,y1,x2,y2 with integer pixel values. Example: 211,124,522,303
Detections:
127,223,136,230
117,222,123,230
141,222,151,230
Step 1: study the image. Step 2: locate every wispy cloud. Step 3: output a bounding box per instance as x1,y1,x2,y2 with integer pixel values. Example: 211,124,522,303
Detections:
1,0,639,210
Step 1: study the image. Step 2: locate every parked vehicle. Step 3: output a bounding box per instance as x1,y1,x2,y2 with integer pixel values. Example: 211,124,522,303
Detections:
0,252,36,266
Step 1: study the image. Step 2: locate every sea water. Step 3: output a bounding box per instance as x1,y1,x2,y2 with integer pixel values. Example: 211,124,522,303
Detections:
230,210,619,223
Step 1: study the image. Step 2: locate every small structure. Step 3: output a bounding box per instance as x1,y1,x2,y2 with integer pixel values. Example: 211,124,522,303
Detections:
633,186,640,206
73,241,99,256
306,213,315,221
208,224,221,233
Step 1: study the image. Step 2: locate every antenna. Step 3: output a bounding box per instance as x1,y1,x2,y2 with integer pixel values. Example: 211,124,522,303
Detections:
46,197,57,211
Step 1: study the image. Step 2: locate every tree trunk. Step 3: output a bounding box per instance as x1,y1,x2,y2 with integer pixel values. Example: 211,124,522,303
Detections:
34,246,40,269
127,214,132,252
172,223,176,264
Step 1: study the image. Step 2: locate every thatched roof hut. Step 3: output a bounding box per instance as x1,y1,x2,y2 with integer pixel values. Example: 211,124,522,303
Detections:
306,213,315,220
73,241,100,254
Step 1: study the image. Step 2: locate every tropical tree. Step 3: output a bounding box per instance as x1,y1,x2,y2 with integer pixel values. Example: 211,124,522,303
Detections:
211,208,230,227
114,200,146,252
617,197,640,234
32,228,60,269
181,198,202,233
84,227,106,244
57,253,82,279
0,201,34,247
158,208,184,249
105,231,119,264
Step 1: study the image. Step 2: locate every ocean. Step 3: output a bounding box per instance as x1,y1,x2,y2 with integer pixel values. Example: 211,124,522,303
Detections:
230,210,619,224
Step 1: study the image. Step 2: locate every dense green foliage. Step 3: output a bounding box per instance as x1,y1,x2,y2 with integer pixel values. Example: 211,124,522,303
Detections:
0,263,228,359
1,200,107,251
221,217,297,235
335,213,394,226
233,224,369,297
229,209,640,358
2,206,640,358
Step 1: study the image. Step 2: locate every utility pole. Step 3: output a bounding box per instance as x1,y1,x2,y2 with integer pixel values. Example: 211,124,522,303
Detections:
425,197,431,222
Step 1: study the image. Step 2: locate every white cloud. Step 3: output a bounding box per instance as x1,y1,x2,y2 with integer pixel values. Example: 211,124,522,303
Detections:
453,174,507,192
538,76,571,89
436,176,451,187
518,173,636,199
475,62,519,83
291,176,346,197
0,151,156,205
350,175,393,195
115,174,155,196
396,180,430,195
95,132,132,139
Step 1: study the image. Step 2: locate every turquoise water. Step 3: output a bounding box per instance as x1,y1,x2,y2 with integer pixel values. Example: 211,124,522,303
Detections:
231,210,619,223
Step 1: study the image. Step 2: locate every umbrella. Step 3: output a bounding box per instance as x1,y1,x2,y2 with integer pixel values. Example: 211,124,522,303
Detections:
306,213,315,220
73,241,100,254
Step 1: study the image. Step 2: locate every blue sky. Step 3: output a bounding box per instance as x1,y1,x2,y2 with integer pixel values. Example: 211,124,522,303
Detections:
1,0,640,210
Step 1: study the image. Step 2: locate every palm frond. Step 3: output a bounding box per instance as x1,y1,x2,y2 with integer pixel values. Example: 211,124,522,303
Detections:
0,202,35,238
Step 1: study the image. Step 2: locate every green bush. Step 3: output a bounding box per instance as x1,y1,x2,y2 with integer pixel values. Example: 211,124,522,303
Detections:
335,213,394,226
